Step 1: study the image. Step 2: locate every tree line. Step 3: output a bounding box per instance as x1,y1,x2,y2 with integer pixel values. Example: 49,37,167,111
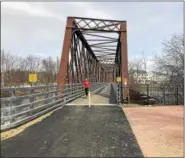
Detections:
1,51,60,87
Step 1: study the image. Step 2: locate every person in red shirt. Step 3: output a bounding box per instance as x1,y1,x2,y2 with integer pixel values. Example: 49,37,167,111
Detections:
83,78,90,97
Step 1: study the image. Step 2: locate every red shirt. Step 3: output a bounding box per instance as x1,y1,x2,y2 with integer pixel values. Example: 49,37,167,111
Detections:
83,80,90,88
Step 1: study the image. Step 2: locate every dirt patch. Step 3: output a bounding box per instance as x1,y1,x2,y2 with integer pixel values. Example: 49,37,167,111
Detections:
123,105,184,157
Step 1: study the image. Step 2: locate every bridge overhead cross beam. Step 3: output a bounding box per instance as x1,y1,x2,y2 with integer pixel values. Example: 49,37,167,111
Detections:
57,17,129,102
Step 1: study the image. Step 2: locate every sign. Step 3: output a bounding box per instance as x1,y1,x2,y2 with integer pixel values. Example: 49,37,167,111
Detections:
29,73,37,83
116,77,121,83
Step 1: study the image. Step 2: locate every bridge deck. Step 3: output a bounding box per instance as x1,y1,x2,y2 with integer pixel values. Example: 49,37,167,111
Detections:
70,84,117,105
1,106,143,157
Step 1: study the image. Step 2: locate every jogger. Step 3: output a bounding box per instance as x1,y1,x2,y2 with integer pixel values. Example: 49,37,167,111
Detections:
85,88,89,96
83,78,90,97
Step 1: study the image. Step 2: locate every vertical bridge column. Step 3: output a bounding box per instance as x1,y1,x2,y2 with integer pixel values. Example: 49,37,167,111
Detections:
57,17,74,87
120,22,129,102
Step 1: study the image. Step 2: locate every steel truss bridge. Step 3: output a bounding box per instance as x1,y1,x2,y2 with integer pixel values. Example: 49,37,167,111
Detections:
1,17,130,131
57,17,129,102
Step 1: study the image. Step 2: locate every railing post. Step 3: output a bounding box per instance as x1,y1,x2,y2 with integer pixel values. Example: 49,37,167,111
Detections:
44,87,49,104
11,89,16,97
10,89,16,123
55,86,59,102
29,88,35,116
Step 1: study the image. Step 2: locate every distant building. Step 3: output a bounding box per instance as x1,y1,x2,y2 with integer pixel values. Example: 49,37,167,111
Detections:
146,71,167,84
129,70,167,84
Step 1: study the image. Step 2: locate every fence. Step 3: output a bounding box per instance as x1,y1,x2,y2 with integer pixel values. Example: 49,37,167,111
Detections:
128,84,184,105
111,83,121,104
1,82,106,131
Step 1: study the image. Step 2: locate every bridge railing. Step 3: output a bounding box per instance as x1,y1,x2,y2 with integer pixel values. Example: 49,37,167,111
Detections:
1,82,106,131
111,83,120,104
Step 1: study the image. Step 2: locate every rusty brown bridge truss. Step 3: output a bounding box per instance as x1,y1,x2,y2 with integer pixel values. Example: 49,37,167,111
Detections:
57,17,129,102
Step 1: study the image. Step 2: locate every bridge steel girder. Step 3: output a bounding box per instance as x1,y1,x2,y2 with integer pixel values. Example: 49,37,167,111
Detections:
120,22,129,102
57,17,74,90
58,17,129,102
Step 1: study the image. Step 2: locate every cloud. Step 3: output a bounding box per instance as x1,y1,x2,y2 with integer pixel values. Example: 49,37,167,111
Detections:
2,2,64,21
1,2,183,67
62,2,112,19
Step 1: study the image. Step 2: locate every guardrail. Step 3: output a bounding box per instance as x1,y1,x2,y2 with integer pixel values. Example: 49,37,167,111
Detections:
1,82,106,131
111,83,120,104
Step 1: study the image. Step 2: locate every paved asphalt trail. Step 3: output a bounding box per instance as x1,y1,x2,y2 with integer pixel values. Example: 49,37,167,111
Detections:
71,84,117,104
1,106,143,157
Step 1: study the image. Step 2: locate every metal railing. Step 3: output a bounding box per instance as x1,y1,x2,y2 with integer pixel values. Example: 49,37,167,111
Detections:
1,82,106,131
129,84,184,105
111,83,120,104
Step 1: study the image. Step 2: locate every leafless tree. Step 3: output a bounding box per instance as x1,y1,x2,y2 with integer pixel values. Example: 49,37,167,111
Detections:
40,57,58,84
23,55,41,72
1,51,58,86
153,34,184,102
141,51,147,80
128,58,144,84
154,34,184,83
1,50,19,86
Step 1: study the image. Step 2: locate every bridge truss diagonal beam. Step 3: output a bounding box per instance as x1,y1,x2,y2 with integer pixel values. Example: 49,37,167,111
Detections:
57,17,129,102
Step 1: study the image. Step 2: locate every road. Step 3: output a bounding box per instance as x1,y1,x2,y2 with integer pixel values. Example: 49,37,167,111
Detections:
1,106,143,157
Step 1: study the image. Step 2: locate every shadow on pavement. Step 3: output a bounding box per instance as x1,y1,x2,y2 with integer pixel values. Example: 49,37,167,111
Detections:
94,85,117,104
109,88,117,104
94,85,110,98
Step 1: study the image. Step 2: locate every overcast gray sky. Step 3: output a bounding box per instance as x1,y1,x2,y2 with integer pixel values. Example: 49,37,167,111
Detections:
1,2,183,70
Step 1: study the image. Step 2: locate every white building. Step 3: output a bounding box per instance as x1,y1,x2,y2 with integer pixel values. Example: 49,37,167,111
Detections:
131,70,167,84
